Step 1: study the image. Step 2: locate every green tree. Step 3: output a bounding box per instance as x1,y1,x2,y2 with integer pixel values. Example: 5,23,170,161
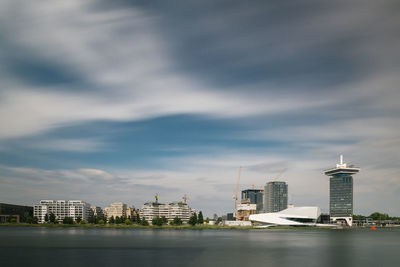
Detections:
109,216,115,224
10,217,17,223
161,216,168,225
115,216,121,224
49,213,56,223
198,211,204,224
152,217,163,226
141,218,149,226
98,219,105,224
44,213,49,223
80,220,86,224
32,216,39,224
62,217,74,224
76,216,82,224
172,216,182,225
189,213,197,226
136,214,141,224
125,219,132,225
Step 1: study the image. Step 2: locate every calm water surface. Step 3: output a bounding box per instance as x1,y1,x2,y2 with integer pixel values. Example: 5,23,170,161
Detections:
1,227,399,267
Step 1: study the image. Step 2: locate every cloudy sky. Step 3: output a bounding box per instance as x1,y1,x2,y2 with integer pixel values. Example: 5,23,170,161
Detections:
1,0,399,217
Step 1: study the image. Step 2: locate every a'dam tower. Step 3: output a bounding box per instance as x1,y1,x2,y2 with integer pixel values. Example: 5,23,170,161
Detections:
324,155,360,226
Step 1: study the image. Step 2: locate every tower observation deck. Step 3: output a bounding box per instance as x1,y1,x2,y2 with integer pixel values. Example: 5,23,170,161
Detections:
324,155,360,226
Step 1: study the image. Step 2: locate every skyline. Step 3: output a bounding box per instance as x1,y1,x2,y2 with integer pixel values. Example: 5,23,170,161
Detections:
1,0,400,217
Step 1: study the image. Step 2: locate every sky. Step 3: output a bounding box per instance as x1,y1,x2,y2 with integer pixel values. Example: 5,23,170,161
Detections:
1,0,399,217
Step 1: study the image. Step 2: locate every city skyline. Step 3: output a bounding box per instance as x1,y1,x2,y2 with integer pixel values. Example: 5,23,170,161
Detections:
1,1,400,217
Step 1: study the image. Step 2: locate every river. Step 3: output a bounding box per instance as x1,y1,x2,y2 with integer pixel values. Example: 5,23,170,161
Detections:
1,227,399,266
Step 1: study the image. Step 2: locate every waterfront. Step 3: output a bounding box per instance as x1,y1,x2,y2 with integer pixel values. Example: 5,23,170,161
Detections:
1,227,400,266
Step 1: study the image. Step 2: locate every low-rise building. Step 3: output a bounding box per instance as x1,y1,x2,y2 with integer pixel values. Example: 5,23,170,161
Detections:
104,202,135,219
0,203,33,223
34,200,91,223
139,201,194,224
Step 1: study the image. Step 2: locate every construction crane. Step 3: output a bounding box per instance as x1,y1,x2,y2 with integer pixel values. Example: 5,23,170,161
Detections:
182,194,190,204
155,193,159,203
233,166,242,220
273,168,287,181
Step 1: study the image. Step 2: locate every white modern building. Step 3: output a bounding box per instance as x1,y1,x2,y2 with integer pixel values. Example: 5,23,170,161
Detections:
140,201,194,224
249,206,322,227
34,200,91,223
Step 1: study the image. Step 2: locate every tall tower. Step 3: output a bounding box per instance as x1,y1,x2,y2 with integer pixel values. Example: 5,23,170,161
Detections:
324,155,360,226
264,181,288,213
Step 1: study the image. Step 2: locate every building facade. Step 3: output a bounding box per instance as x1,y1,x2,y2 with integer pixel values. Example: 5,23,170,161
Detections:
241,189,264,212
263,181,288,213
34,200,91,223
0,203,33,223
104,202,135,219
139,201,194,224
324,155,360,226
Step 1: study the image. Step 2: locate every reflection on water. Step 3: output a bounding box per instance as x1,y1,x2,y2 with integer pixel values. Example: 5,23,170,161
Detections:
1,227,399,267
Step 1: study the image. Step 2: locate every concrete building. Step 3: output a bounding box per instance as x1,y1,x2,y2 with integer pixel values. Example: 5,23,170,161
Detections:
236,203,257,221
34,200,91,223
264,181,288,213
324,155,360,226
139,201,194,224
104,202,135,219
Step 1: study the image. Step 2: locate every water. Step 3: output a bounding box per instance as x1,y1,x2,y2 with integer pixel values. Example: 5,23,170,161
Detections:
1,227,399,267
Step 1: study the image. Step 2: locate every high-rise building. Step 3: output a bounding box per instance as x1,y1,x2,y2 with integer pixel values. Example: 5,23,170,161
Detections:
324,155,360,226
264,181,288,213
34,200,91,223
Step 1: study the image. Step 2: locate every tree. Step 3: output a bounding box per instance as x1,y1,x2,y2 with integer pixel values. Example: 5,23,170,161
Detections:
76,216,82,224
49,213,56,223
62,217,74,224
115,216,121,224
136,214,141,224
80,220,86,224
198,211,204,224
44,213,49,223
141,218,149,226
98,219,105,224
189,213,197,226
161,216,168,225
32,216,39,224
109,216,115,224
125,219,132,225
171,216,182,225
152,217,163,226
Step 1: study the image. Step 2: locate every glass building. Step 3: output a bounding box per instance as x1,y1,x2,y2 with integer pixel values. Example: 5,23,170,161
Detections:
263,181,288,213
324,155,360,226
241,189,264,212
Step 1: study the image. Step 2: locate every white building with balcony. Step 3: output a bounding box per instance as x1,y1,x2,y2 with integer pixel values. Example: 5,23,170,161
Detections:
34,200,91,223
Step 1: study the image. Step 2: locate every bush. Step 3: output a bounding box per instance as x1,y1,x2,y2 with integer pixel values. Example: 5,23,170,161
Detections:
125,219,132,225
141,218,149,226
98,219,105,224
62,217,74,224
80,220,86,224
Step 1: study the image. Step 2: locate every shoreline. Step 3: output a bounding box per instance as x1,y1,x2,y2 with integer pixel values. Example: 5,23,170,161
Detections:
1,223,397,230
